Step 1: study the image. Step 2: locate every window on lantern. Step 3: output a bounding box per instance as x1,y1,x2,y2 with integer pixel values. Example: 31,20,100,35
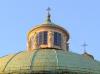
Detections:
54,32,61,47
38,31,48,46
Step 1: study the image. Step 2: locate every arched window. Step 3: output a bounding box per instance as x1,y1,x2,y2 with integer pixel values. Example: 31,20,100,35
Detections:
38,31,48,46
54,32,61,47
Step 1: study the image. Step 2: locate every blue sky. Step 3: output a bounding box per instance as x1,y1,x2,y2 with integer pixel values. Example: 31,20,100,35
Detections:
0,0,100,60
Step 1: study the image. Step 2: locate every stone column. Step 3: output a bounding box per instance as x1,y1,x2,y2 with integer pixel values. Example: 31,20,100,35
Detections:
63,35,67,51
33,32,38,49
66,43,69,51
48,31,53,48
27,38,31,51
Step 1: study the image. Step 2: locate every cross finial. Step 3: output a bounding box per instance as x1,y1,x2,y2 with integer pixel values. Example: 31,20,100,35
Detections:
47,7,51,13
46,7,51,22
82,42,88,53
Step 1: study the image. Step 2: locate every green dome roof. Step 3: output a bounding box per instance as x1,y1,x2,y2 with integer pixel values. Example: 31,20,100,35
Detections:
0,49,100,74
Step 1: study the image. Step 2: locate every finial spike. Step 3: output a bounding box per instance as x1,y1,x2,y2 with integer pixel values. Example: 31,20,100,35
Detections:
82,42,88,53
46,7,51,22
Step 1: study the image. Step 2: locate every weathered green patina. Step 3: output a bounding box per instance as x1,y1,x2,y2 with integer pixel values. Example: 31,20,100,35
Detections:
0,49,100,74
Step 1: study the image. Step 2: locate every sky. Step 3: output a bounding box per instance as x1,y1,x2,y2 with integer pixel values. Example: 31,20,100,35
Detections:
0,0,100,60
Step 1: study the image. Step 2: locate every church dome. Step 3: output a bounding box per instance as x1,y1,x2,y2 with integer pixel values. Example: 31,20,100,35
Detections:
0,49,100,74
0,8,100,74
27,9,69,51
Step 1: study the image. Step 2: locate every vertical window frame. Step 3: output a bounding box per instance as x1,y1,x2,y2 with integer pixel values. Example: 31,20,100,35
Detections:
38,31,48,46
43,31,48,44
54,32,62,47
